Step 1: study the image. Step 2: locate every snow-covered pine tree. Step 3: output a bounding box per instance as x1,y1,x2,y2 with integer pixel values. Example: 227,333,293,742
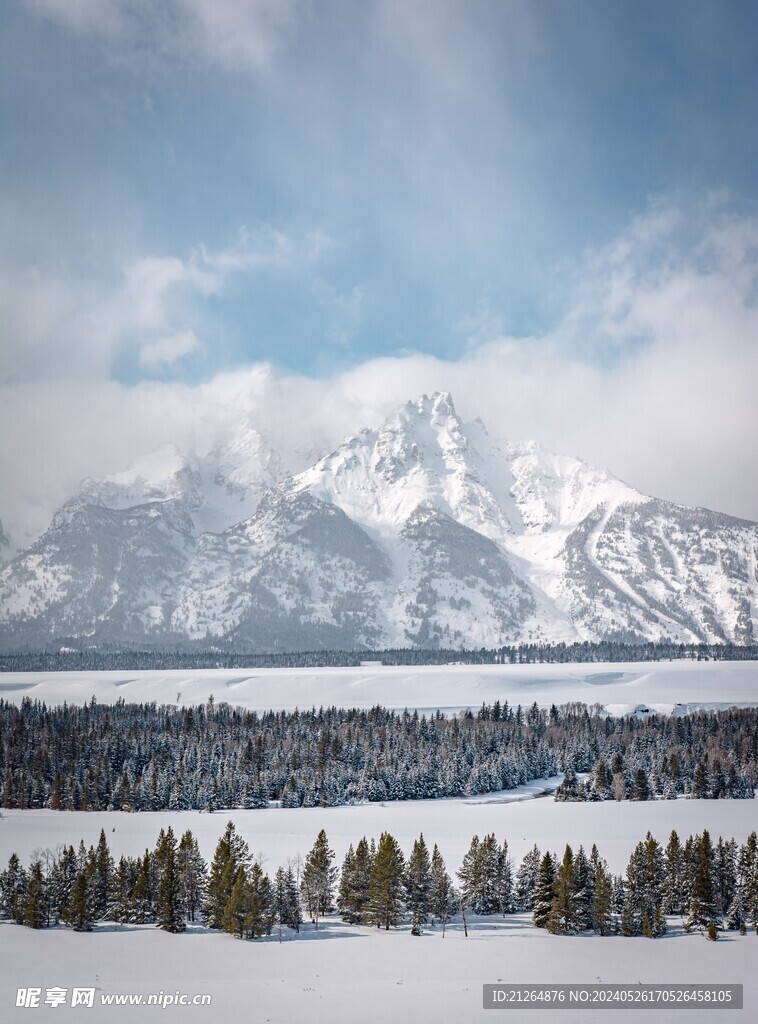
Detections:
714,838,737,920
532,852,555,929
177,830,206,923
274,865,302,937
49,845,78,925
497,839,514,915
663,831,686,914
622,832,666,937
429,844,456,936
629,767,651,801
515,846,540,911
156,827,185,933
724,834,755,932
128,852,155,924
741,832,758,933
23,861,46,929
301,830,337,927
457,835,481,917
92,829,113,920
0,853,28,923
108,856,135,923
572,846,593,931
338,836,373,924
685,830,718,933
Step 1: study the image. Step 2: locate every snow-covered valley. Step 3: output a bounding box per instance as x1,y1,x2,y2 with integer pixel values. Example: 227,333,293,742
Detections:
1,660,756,1022
1,658,756,716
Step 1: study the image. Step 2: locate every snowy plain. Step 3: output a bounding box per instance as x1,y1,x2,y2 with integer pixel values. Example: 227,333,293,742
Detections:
1,659,757,1022
2,916,756,1024
1,658,757,716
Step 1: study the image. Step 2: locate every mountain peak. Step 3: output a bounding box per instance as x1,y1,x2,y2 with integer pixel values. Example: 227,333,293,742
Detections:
400,391,458,427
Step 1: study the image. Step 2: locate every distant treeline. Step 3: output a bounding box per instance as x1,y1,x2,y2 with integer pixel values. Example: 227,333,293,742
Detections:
2,822,757,940
1,699,755,811
2,640,757,673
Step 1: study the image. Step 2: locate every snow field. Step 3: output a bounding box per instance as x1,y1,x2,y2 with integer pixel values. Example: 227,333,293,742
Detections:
0,659,756,716
2,916,756,1023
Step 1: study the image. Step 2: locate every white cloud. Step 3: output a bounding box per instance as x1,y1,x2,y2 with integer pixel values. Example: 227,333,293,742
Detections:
138,329,202,370
2,194,757,552
0,226,331,384
24,0,303,72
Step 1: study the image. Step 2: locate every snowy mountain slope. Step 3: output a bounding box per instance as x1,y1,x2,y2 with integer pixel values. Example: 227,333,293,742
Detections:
170,489,391,650
0,498,195,648
0,519,11,569
0,392,756,651
80,420,288,536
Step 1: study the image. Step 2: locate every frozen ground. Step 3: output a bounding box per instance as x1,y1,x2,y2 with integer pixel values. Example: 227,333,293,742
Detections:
1,794,755,876
2,661,756,1022
1,915,755,1023
0,659,756,715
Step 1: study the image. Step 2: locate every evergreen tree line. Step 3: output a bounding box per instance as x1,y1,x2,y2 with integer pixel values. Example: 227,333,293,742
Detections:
2,824,756,942
1,698,755,812
2,640,756,673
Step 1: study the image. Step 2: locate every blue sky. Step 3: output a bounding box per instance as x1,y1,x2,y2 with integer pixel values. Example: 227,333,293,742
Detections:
2,0,758,535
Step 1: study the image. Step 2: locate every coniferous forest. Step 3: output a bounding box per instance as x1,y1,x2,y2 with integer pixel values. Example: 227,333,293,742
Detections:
1,823,756,942
1,699,755,811
2,640,757,673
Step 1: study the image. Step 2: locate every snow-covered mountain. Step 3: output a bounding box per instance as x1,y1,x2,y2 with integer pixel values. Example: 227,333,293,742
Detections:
1,393,756,651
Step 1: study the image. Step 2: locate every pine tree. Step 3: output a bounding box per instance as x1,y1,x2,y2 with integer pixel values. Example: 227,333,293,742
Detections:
128,852,155,924
156,827,185,933
274,865,302,937
591,853,614,935
301,830,337,927
629,767,651,801
23,861,46,929
405,834,432,934
338,837,373,924
742,832,758,932
91,829,113,920
63,870,95,932
547,845,577,935
108,856,134,923
222,867,251,939
177,830,206,923
714,838,737,920
337,845,355,920
663,830,686,914
726,832,756,931
246,862,275,939
457,835,481,916
0,853,28,924
623,832,666,937
367,832,405,930
49,845,77,924
572,846,593,931
692,759,710,799
203,821,250,929
429,844,455,936
685,830,718,933
497,839,514,915
532,852,555,929
515,845,540,911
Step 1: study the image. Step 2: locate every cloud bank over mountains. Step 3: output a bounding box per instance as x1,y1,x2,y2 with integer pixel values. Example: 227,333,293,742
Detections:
2,195,757,551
